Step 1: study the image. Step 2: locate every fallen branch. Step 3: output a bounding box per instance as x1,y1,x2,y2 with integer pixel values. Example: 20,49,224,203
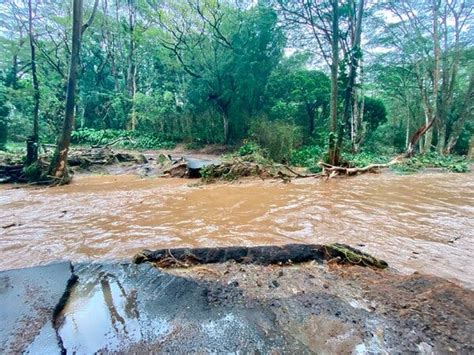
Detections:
318,155,404,178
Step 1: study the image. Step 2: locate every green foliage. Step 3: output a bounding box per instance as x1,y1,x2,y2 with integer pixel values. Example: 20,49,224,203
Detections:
249,118,303,163
391,153,469,174
71,129,175,150
22,161,43,182
265,56,330,136
341,152,391,168
0,81,9,150
363,97,387,131
0,0,471,166
290,145,325,168
237,141,261,156
364,123,406,155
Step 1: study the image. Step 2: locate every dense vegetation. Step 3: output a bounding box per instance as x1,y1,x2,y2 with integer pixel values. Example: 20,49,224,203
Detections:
0,0,472,180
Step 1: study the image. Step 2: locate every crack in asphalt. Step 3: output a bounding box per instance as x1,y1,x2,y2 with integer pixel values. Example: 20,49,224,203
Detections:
51,262,78,355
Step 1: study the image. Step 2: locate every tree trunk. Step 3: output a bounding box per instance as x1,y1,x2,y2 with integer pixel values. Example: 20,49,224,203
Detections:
126,0,137,130
436,122,446,154
327,0,339,165
444,74,474,154
9,54,18,89
26,0,40,165
437,1,462,154
422,113,433,154
48,0,84,180
407,115,436,157
223,114,229,144
425,0,440,154
306,103,315,136
405,101,412,149
407,0,441,157
343,0,365,154
467,136,474,160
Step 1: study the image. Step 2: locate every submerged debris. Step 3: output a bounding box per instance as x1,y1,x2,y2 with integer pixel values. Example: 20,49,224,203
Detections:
68,147,147,167
0,148,147,183
199,154,312,182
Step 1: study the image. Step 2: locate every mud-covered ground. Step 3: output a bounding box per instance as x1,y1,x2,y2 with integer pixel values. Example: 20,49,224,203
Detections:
2,259,472,353
168,261,473,353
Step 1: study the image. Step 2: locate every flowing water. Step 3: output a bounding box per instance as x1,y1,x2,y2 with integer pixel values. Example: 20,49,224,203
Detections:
1,172,473,288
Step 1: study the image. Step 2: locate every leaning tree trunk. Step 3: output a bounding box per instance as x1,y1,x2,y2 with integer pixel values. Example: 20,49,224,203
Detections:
48,0,84,181
407,0,441,157
406,116,436,157
47,0,98,182
327,0,340,165
26,0,40,165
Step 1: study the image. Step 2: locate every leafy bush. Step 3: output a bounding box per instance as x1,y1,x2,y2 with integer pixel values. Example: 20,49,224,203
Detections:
249,118,303,162
237,141,261,156
341,152,391,168
290,145,325,167
391,153,469,174
71,129,175,150
22,161,44,181
364,123,405,155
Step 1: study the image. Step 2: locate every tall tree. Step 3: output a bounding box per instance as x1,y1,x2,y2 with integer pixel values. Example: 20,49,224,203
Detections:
328,0,340,165
445,73,474,154
339,0,365,154
26,0,40,165
276,0,343,164
126,0,137,130
376,0,472,156
48,0,98,181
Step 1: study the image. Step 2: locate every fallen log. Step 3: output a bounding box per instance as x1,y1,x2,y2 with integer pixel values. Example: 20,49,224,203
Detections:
133,243,388,269
0,148,148,184
68,148,147,167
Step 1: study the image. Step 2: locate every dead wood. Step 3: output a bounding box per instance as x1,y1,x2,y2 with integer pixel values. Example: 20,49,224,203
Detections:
318,155,404,178
133,244,388,269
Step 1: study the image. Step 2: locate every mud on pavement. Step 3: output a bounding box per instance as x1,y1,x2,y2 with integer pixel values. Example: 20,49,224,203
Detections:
1,254,472,354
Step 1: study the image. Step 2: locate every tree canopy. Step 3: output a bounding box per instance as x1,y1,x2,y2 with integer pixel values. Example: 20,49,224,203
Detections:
0,0,472,164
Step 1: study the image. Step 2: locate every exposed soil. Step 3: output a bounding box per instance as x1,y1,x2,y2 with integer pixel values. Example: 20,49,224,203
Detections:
167,261,474,353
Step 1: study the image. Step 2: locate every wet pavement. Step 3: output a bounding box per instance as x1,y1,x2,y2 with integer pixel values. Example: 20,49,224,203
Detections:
1,256,473,354
0,262,73,354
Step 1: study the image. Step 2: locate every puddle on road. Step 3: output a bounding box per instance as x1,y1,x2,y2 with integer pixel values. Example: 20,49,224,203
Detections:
57,269,170,353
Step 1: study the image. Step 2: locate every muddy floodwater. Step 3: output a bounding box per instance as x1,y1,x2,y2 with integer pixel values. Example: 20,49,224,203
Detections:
1,172,473,288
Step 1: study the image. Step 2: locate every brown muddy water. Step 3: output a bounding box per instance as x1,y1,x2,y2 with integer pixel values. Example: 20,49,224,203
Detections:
1,172,473,288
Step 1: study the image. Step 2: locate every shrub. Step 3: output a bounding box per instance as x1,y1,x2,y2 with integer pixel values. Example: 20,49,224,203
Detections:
290,145,325,167
390,152,469,174
237,141,261,156
341,152,391,168
249,118,303,162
